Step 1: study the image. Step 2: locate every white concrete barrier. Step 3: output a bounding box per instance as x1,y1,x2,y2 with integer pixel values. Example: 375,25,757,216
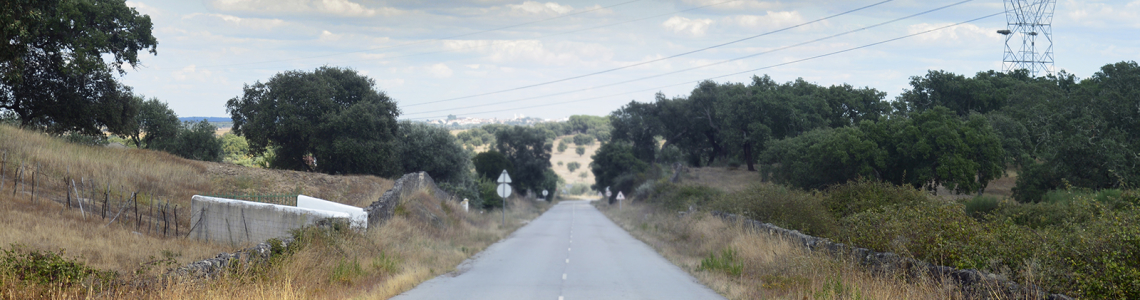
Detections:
296,195,367,230
189,195,351,246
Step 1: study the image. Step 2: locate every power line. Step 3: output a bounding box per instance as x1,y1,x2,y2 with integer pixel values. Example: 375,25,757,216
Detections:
402,0,895,108
404,0,976,116
202,0,641,68
404,12,1004,120
331,0,747,64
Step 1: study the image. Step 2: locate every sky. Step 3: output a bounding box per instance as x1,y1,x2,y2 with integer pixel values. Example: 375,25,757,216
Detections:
118,0,1140,120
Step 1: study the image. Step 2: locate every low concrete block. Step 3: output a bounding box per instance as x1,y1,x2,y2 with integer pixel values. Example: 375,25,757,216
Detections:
296,194,367,230
189,195,350,246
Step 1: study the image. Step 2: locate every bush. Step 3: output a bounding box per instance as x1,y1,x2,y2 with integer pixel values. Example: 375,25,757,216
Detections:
566,161,580,173
698,248,743,277
572,134,594,146
963,195,1000,218
159,120,222,162
712,184,838,237
821,178,929,219
0,245,114,286
841,201,989,268
645,182,722,212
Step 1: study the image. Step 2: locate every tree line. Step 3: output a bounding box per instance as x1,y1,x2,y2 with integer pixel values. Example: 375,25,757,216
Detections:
596,62,1140,202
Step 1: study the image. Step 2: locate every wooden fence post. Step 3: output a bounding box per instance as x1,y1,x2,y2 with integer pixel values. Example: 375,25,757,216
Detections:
103,183,110,219
65,176,72,209
11,163,18,196
1,151,7,192
134,192,140,231
148,198,155,235
162,201,170,236
30,164,37,202
73,179,85,220
174,205,179,236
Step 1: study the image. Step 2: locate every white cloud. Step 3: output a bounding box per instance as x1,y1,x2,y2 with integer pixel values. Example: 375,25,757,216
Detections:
680,0,781,11
125,1,163,16
442,40,614,67
376,78,405,88
172,65,213,82
427,63,454,78
318,30,341,42
1061,0,1140,28
662,16,713,37
182,13,287,30
908,23,1002,44
726,11,806,30
206,0,401,17
507,1,574,16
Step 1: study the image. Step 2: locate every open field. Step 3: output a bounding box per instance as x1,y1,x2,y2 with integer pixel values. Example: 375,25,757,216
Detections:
549,135,599,187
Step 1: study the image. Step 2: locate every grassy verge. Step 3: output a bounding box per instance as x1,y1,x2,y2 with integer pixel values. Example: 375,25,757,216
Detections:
631,172,1140,298
598,202,961,299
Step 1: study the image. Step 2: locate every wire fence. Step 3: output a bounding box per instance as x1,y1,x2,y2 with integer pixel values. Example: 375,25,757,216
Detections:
0,151,297,239
1,152,184,238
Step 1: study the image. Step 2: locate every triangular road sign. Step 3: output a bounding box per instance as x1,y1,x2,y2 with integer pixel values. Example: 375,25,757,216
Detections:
616,191,625,200
497,170,512,183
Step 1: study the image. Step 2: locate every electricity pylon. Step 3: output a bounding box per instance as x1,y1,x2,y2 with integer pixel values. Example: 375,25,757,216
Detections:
997,0,1055,76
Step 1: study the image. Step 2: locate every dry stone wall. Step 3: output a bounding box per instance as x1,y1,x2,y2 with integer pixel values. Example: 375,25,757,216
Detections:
364,171,454,226
711,211,1072,300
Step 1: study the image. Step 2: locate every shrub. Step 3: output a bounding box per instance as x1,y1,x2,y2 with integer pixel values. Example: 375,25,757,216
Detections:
646,182,721,212
572,134,594,146
821,178,929,219
0,245,114,286
698,248,743,277
841,201,989,268
566,161,580,173
963,195,1000,218
713,184,838,237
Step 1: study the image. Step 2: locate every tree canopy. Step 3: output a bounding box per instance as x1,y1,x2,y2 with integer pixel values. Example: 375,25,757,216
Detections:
1,0,156,136
395,121,471,183
226,66,400,176
494,126,552,195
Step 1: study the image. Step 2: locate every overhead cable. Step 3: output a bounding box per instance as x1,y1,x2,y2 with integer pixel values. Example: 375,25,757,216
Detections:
405,0,977,116
402,0,895,108
404,12,1004,119
203,0,641,68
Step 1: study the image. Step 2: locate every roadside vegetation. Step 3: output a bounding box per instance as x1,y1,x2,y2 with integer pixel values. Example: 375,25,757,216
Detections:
0,124,548,299
625,177,1138,298
591,61,1140,298
600,200,963,299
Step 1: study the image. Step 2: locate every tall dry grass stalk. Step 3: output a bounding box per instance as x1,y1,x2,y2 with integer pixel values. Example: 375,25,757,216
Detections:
599,202,966,299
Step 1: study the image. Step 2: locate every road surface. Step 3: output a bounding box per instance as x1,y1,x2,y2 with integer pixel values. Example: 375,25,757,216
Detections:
392,200,725,300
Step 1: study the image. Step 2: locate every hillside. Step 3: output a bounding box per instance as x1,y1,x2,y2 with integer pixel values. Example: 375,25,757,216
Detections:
0,125,552,299
0,125,393,273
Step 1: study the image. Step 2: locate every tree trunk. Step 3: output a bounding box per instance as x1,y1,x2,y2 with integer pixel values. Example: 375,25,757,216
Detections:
743,139,755,171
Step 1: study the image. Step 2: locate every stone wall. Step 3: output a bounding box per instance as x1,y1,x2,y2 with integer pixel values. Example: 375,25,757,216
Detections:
364,171,454,226
188,195,350,246
711,211,1072,300
172,237,295,279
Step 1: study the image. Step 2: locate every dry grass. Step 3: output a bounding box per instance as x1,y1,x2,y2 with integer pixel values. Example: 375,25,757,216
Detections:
134,196,546,300
0,193,236,274
599,202,964,299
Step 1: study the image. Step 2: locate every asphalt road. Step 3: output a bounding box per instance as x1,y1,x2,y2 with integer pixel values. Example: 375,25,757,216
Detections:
392,200,725,300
